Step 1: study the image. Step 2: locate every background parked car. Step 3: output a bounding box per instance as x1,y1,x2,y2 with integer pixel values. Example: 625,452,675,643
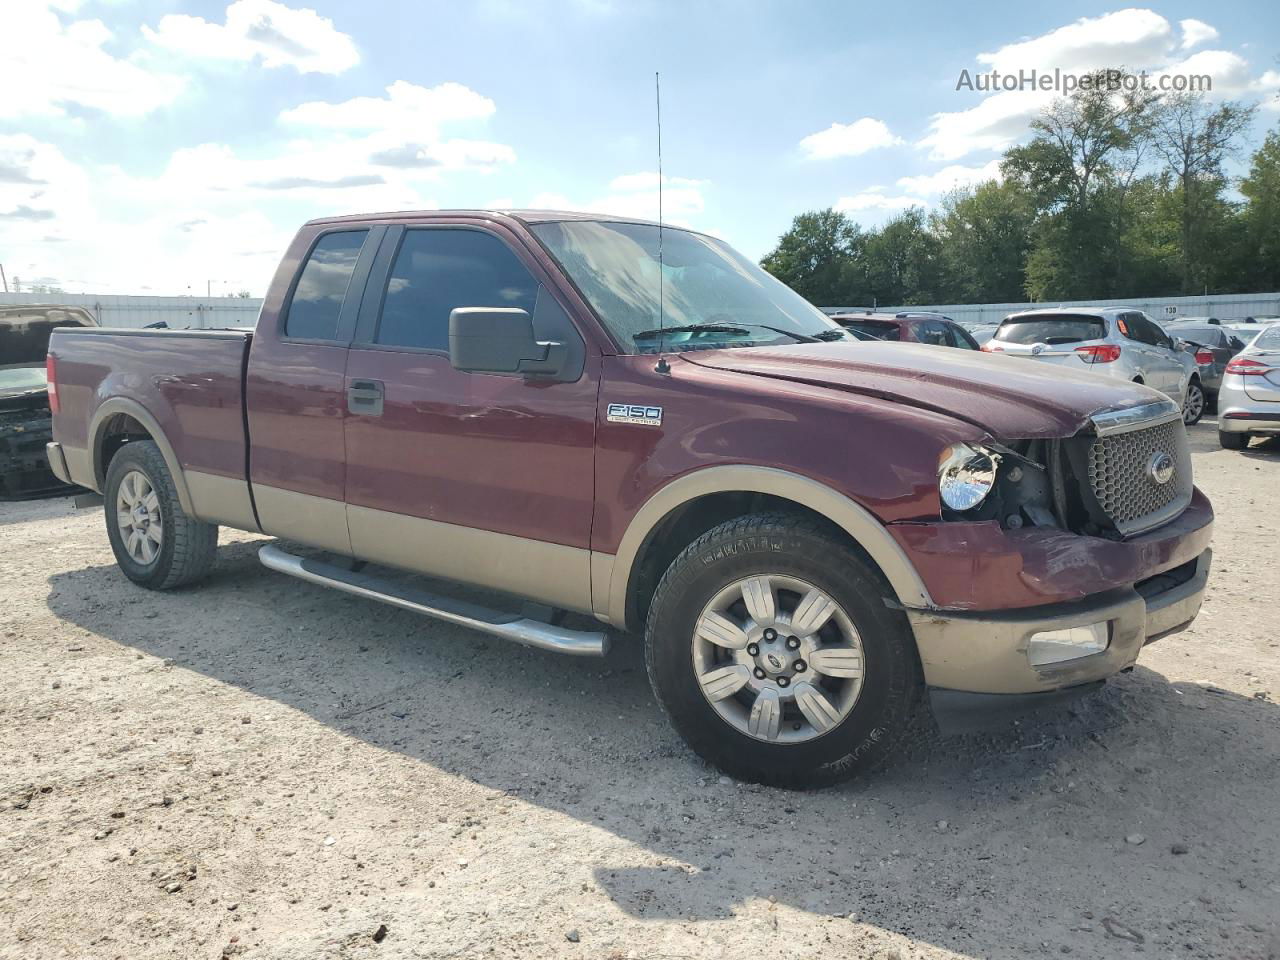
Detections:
0,305,94,499
830,311,980,349
1217,322,1280,450
982,307,1204,424
1165,320,1248,406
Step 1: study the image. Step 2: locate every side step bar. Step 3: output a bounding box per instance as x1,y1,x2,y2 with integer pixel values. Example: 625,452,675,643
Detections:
259,544,609,657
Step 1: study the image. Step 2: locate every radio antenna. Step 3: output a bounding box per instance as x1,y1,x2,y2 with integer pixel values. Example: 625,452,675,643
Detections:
654,71,670,375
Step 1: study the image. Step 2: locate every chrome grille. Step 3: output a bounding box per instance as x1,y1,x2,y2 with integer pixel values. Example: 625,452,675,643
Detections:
1086,417,1192,536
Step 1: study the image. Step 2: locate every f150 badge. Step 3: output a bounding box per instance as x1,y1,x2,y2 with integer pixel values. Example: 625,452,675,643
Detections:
607,403,663,427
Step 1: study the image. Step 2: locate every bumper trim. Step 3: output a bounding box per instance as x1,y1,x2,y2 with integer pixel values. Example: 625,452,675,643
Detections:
45,441,71,484
929,682,1105,736
908,549,1211,696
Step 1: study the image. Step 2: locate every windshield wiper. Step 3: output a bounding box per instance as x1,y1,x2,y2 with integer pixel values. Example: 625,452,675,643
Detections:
631,322,824,344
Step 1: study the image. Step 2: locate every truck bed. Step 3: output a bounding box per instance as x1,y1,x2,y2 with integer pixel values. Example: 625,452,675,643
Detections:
48,328,254,523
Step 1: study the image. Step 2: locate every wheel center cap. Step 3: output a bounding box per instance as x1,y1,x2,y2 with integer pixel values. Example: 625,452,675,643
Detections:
761,650,791,675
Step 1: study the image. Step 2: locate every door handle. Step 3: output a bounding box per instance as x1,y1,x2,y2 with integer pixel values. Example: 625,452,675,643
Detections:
347,379,384,416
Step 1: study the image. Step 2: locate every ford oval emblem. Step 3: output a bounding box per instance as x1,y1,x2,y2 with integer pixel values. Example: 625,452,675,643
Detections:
1147,451,1175,486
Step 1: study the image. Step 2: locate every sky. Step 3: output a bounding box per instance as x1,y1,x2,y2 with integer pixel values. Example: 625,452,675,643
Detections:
1,0,1278,297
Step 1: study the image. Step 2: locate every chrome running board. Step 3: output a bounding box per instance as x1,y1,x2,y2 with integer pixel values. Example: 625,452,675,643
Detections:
258,543,609,657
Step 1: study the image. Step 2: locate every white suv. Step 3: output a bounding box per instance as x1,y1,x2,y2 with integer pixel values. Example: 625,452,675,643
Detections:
983,308,1203,424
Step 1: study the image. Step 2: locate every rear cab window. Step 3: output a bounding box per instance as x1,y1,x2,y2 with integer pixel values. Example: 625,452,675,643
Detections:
284,230,369,340
994,313,1106,345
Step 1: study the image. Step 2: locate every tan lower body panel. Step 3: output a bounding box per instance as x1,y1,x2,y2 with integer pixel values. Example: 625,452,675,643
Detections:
61,444,95,491
347,504,593,615
186,471,260,532
253,484,353,555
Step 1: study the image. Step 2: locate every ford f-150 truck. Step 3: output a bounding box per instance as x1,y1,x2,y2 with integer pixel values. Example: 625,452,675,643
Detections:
46,210,1213,787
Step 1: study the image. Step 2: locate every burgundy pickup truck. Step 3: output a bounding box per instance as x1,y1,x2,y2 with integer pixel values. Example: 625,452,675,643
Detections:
46,210,1213,787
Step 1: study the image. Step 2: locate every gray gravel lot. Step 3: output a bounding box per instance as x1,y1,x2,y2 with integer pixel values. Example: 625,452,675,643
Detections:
1,420,1277,960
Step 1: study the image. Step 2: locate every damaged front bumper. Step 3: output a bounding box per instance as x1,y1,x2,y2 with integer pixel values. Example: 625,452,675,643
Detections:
909,548,1211,734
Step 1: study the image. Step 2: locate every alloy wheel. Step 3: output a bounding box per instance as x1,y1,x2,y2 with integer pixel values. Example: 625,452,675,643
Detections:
691,574,865,743
115,469,163,565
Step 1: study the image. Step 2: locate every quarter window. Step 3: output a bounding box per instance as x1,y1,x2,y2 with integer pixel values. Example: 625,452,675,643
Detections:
376,229,539,351
284,230,368,341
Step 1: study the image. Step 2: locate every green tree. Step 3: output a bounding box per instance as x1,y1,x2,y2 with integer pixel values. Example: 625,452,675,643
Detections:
862,208,943,305
1150,93,1256,292
760,209,864,306
931,181,1034,302
1239,127,1280,290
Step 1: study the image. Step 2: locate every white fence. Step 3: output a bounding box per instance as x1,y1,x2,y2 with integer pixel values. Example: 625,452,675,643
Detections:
0,292,263,330
822,291,1280,328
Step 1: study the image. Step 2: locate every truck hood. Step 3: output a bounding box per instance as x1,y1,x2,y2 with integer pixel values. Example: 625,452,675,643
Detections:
680,342,1158,440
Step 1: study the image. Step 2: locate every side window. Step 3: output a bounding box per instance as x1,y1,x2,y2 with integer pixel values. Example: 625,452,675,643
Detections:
376,229,539,350
284,230,368,340
1118,312,1145,343
916,320,949,345
948,323,980,350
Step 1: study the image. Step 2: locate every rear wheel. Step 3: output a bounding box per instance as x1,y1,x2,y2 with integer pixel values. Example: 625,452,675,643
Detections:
104,440,218,589
1182,379,1205,425
645,513,919,788
1219,430,1249,450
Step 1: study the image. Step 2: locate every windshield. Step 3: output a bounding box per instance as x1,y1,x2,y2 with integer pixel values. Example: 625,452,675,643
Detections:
529,220,846,353
0,365,48,394
995,313,1106,345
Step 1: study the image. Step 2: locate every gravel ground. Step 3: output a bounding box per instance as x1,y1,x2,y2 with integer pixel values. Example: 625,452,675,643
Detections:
1,420,1277,960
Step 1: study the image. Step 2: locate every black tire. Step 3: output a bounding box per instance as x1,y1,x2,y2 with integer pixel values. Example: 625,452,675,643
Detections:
1219,430,1248,450
645,513,919,789
104,440,218,589
1182,379,1205,426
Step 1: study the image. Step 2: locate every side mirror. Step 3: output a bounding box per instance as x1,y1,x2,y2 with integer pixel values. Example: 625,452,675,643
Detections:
448,308,562,375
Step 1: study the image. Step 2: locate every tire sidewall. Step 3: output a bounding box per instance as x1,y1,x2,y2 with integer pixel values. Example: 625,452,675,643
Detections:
647,520,917,786
1183,380,1204,425
104,443,179,588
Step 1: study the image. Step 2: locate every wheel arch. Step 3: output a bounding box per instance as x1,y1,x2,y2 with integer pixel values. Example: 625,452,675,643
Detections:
90,398,196,515
598,465,932,631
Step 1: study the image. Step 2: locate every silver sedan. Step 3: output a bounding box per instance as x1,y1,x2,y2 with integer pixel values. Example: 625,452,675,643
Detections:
1218,323,1280,450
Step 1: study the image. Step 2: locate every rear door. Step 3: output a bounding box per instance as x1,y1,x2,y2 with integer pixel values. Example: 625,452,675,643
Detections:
246,225,383,553
340,220,598,611
1129,312,1184,397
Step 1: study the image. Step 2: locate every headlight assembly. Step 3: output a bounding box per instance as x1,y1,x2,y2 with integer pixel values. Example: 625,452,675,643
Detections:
938,443,1000,512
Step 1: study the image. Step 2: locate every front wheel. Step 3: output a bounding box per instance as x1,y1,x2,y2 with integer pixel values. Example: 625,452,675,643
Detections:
645,513,919,788
1182,380,1205,425
104,440,218,589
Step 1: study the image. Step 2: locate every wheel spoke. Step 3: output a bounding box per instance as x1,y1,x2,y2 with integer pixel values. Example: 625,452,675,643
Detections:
116,511,134,533
696,610,749,650
146,523,163,544
794,681,842,733
791,588,837,636
740,577,776,625
808,647,864,679
126,530,144,562
698,664,751,702
747,687,782,740
142,491,159,514
119,474,138,505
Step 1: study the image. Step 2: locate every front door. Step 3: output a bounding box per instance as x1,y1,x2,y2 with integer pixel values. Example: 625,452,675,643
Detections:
342,222,599,612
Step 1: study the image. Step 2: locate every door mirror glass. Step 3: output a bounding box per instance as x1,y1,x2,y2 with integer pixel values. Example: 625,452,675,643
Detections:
448,308,560,375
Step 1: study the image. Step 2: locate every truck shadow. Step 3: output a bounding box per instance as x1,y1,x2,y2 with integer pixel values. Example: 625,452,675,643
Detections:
46,540,1280,958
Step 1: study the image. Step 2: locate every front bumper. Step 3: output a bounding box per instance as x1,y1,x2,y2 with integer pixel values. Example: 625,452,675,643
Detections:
908,548,1211,705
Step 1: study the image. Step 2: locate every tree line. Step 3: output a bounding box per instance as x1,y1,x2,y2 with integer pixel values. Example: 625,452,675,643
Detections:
761,73,1280,308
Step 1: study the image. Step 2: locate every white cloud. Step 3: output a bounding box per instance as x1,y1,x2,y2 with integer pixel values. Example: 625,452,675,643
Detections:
896,159,1002,195
1179,18,1219,51
1258,70,1280,111
835,188,918,214
920,9,1180,161
0,2,184,117
799,118,904,160
281,81,494,133
143,0,359,74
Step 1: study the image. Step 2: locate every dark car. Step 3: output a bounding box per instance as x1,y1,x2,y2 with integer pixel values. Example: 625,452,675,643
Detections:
830,311,981,350
1165,320,1247,400
1,305,94,499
